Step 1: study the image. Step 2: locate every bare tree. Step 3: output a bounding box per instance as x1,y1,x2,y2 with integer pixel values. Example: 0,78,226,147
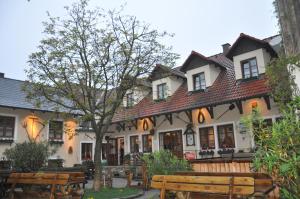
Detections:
25,0,178,191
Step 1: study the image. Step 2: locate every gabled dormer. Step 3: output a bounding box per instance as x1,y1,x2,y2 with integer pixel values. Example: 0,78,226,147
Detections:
226,33,278,80
149,64,185,100
180,51,225,92
123,79,151,108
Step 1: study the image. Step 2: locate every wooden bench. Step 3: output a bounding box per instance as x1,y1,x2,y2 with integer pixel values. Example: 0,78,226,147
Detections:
175,172,275,197
151,175,255,199
7,172,85,199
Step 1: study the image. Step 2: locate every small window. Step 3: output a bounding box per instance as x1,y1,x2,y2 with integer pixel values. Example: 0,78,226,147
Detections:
241,58,258,79
217,124,235,148
126,93,134,107
142,134,153,153
199,127,215,150
81,143,93,161
0,116,15,138
193,72,206,90
130,135,139,153
49,121,63,140
157,83,167,99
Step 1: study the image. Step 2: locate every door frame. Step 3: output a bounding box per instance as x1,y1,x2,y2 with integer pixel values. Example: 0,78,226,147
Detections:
158,128,184,158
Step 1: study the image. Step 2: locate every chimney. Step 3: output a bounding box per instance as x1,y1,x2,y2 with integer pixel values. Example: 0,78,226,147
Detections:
222,43,231,54
0,73,4,78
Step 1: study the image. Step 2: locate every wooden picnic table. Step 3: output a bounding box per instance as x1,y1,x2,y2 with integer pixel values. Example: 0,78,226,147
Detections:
175,172,275,198
6,171,86,199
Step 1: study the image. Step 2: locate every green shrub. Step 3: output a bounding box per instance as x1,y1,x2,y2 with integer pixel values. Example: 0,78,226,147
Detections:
4,141,54,171
242,97,300,198
142,150,192,178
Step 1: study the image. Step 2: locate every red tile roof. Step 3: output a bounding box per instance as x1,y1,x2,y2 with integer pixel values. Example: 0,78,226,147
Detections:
112,53,270,122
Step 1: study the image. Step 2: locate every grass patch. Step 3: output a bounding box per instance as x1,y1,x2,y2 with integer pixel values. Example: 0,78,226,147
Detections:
83,187,141,199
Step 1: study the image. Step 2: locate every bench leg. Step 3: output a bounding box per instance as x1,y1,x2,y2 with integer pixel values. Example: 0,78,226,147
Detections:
50,184,56,199
160,179,166,199
9,183,16,199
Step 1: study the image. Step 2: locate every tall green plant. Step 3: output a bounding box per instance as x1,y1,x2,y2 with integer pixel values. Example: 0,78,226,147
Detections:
242,97,300,198
4,141,55,171
266,55,300,109
142,150,191,179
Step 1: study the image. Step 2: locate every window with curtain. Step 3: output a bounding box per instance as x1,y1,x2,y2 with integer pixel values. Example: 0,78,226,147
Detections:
217,124,235,148
199,127,215,150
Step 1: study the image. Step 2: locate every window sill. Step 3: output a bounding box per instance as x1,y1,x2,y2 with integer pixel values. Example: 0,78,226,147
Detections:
217,148,235,155
241,76,259,82
0,138,14,144
190,88,207,93
49,139,64,145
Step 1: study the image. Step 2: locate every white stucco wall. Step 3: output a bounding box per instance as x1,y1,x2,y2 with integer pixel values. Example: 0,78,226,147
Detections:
186,64,221,91
0,107,85,167
107,97,281,157
123,86,150,107
233,48,271,80
152,76,183,100
293,65,300,93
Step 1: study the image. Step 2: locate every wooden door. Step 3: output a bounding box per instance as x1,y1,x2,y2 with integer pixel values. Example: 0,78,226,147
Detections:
159,130,183,158
106,138,118,166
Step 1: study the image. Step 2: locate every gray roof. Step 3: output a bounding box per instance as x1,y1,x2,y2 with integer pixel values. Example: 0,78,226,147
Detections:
0,77,70,113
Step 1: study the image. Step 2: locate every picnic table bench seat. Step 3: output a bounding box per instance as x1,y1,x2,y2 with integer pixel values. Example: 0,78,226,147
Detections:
151,173,274,199
6,172,85,199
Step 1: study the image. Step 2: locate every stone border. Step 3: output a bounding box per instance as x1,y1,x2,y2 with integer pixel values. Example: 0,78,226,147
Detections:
113,190,144,199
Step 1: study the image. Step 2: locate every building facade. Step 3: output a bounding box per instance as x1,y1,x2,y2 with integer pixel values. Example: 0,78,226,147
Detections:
0,33,284,167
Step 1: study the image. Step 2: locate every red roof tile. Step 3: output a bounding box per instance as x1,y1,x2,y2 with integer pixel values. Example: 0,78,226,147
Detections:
112,54,270,122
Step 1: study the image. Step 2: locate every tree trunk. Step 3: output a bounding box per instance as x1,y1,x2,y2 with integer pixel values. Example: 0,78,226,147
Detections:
276,0,300,55
93,133,103,191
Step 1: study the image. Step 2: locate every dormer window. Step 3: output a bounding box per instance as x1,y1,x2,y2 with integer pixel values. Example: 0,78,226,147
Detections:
126,92,134,107
157,83,167,99
241,58,258,79
193,72,206,91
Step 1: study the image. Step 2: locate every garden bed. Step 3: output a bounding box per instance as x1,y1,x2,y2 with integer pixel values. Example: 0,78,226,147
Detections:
83,187,143,199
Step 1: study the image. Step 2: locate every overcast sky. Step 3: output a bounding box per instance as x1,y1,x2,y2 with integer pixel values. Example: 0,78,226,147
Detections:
0,0,278,80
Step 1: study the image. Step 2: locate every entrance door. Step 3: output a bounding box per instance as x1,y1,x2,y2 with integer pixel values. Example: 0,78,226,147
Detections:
117,137,124,165
159,130,183,158
106,138,118,166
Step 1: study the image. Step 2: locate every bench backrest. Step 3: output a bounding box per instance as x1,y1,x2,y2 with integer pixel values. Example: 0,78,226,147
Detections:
7,172,70,185
151,175,255,195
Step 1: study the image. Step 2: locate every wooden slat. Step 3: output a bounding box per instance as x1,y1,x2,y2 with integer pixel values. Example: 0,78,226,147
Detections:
151,181,254,195
152,175,254,186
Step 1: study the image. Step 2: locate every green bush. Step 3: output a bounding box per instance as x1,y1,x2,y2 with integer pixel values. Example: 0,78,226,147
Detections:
142,150,192,178
4,141,54,171
242,97,300,199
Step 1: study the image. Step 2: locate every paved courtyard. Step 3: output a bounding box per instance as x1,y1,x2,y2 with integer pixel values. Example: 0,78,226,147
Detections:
85,178,160,199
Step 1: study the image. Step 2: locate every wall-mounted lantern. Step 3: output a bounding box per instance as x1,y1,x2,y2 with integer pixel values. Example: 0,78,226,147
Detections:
184,124,195,146
197,110,205,124
143,119,149,131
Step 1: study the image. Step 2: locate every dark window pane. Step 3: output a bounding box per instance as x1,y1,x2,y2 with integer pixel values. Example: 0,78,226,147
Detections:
126,93,134,107
199,127,215,149
130,135,139,153
242,58,258,79
217,124,235,148
157,83,167,99
193,72,206,90
142,134,152,153
49,121,63,140
0,116,15,138
81,143,93,161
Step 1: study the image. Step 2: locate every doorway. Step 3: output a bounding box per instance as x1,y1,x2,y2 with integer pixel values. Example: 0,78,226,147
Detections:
117,137,124,165
159,130,183,158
